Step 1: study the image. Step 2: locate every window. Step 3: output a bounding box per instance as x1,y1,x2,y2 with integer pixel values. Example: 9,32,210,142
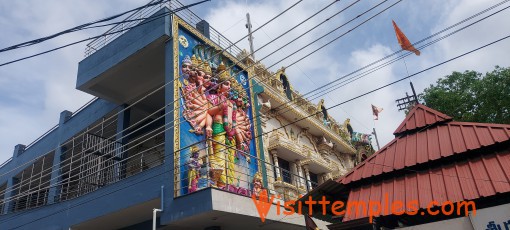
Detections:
309,172,319,190
274,157,292,184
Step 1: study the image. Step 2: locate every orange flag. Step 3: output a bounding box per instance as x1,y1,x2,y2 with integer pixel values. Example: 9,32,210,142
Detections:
392,20,420,56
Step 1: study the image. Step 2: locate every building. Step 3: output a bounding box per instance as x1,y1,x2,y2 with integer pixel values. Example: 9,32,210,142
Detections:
0,1,363,229
300,104,510,229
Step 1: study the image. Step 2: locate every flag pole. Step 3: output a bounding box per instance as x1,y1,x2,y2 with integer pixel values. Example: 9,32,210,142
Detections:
372,127,381,150
372,117,380,151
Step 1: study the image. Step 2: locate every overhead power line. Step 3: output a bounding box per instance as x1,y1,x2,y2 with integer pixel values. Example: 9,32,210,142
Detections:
1,0,506,208
0,0,211,67
0,0,172,53
0,0,313,183
1,0,504,190
3,31,510,229
0,0,378,203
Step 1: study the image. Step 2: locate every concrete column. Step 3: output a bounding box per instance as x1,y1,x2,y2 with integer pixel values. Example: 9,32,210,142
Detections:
12,144,26,158
319,173,327,184
48,110,72,204
295,160,305,189
290,162,298,186
2,176,15,214
271,150,281,181
116,104,130,179
303,164,312,191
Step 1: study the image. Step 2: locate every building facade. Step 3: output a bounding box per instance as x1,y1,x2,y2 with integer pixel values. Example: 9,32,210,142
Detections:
0,1,365,229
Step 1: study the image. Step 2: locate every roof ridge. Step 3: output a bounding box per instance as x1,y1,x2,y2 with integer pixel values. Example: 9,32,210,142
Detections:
393,104,452,135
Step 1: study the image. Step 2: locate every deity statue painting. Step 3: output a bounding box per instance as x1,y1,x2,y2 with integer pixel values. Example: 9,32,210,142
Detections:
180,54,252,190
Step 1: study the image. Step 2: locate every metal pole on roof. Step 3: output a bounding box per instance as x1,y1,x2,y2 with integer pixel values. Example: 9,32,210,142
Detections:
372,128,380,150
410,81,418,103
246,13,256,60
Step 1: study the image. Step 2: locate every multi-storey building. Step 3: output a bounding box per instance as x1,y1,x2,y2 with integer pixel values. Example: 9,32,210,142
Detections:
0,1,366,229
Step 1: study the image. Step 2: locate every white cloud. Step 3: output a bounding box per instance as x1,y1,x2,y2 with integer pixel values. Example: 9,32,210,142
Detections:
0,0,509,165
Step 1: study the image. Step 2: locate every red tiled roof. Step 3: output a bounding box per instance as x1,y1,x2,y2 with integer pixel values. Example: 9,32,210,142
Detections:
339,121,510,184
393,104,452,135
342,150,510,221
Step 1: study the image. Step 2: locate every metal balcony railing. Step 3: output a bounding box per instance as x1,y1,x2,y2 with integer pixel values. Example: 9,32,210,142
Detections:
84,0,244,59
84,0,169,57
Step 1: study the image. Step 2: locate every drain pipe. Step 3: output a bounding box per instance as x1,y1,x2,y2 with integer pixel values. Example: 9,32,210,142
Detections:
153,185,164,230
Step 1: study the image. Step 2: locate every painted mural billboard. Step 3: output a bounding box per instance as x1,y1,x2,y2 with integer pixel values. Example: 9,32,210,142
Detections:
172,18,261,197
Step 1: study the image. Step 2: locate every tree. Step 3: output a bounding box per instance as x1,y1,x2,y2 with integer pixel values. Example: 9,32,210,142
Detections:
420,66,510,124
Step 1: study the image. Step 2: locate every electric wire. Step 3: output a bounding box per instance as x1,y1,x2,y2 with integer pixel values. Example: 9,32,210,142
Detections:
1,0,488,201
0,0,338,203
0,0,502,201
4,32,510,228
2,0,506,198
0,0,506,207
0,0,211,67
0,0,172,53
0,0,311,178
254,0,510,131
0,0,354,186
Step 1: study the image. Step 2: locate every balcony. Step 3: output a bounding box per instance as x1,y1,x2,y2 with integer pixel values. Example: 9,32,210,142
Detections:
257,78,356,155
301,150,335,174
267,132,308,160
272,180,307,202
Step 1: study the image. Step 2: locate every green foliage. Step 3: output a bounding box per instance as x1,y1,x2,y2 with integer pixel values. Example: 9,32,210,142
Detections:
419,66,510,124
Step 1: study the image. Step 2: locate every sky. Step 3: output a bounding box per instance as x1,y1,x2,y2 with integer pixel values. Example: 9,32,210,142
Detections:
0,0,509,164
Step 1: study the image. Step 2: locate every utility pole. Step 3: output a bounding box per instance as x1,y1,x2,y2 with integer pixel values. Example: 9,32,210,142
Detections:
245,13,255,60
395,81,419,111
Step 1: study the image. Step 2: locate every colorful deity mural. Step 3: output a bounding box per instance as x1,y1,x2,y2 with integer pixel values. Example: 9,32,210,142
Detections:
174,22,260,197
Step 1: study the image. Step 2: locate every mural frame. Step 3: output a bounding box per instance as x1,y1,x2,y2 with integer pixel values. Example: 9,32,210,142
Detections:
171,16,262,197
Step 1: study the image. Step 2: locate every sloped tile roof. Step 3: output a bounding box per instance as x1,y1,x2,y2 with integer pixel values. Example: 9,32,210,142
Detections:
334,104,510,222
339,121,510,184
393,104,452,136
342,150,510,221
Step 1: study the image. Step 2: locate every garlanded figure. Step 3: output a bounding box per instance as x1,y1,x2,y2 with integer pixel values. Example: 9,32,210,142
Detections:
187,145,201,193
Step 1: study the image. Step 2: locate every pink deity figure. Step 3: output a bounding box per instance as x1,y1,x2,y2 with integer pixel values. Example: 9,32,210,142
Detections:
207,62,237,187
233,92,252,155
187,145,201,193
182,55,210,134
181,55,192,77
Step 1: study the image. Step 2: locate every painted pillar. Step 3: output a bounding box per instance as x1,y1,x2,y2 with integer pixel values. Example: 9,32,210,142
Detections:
162,14,175,222
290,161,297,186
303,164,312,191
271,149,281,181
48,110,72,204
295,160,305,189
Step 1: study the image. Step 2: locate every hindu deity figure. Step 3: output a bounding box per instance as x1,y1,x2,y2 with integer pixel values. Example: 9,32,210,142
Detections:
251,172,264,197
187,145,201,193
232,86,252,156
207,62,234,187
182,55,209,134
181,55,192,78
181,54,254,190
